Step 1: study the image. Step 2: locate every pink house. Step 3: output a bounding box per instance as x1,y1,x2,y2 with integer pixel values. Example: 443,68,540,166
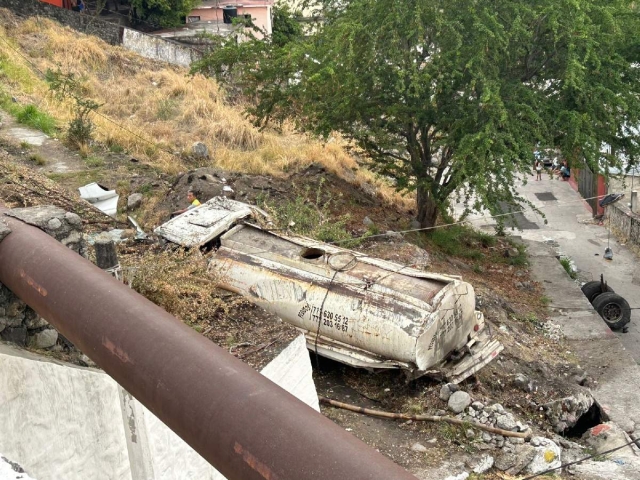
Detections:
187,1,274,38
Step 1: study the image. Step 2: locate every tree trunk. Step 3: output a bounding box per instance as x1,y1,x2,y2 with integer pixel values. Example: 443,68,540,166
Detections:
416,185,439,229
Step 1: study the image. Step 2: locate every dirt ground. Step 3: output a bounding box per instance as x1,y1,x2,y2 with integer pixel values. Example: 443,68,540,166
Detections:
0,118,590,478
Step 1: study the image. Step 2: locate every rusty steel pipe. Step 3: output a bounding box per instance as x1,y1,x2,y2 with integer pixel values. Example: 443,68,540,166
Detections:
0,211,418,480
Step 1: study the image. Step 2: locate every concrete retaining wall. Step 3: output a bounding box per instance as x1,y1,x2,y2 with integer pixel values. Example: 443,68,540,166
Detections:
122,28,202,68
0,335,318,480
607,202,640,246
1,0,122,45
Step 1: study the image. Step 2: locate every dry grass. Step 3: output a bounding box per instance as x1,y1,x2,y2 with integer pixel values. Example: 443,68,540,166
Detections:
0,11,413,211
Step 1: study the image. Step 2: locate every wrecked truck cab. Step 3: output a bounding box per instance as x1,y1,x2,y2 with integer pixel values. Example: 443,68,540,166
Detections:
155,197,502,383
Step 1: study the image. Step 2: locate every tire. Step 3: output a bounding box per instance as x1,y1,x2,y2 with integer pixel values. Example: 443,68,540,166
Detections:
592,292,631,330
581,281,615,304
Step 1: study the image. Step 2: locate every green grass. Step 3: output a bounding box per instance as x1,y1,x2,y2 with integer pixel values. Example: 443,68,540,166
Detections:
428,225,495,260
28,153,46,165
0,53,39,92
559,256,577,279
85,156,104,168
0,92,57,135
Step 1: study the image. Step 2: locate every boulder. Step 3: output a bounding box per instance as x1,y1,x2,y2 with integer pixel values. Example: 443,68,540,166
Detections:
495,413,518,431
471,455,494,474
439,383,459,402
448,391,472,414
526,437,562,475
191,142,209,159
127,193,143,211
29,329,58,349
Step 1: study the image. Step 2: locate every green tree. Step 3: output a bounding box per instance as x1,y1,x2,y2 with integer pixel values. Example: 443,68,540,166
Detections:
272,3,303,47
130,0,198,28
194,0,640,228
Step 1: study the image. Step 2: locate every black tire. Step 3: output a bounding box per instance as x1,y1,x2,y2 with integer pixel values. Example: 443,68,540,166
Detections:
581,281,615,304
592,292,631,330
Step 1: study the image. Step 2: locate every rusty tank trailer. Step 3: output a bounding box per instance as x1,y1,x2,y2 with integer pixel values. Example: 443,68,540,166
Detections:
155,197,502,382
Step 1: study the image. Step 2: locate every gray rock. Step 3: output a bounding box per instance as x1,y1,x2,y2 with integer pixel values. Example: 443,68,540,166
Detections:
482,432,493,442
24,310,48,330
1,326,28,346
191,142,209,159
471,401,484,411
439,383,459,402
79,354,97,368
448,391,472,414
495,452,517,471
410,220,421,230
526,437,562,474
29,329,58,349
435,410,447,417
465,429,475,439
411,442,428,453
127,193,143,211
47,218,62,230
495,413,518,431
0,219,11,242
363,216,374,227
501,445,537,475
472,455,494,474
64,212,83,226
513,373,532,392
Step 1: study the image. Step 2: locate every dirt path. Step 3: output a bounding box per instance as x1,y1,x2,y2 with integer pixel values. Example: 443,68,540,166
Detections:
0,111,87,174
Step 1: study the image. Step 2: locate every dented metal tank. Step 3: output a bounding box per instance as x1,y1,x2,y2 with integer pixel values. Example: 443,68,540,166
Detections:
155,197,502,382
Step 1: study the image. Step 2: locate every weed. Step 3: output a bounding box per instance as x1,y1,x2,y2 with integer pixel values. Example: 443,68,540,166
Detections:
428,225,491,260
559,256,577,279
106,136,125,154
28,153,46,165
78,142,91,159
45,68,101,146
157,98,177,121
259,180,361,247
20,141,31,150
540,295,551,306
13,104,57,134
85,156,104,168
405,402,423,415
504,242,528,267
139,182,154,196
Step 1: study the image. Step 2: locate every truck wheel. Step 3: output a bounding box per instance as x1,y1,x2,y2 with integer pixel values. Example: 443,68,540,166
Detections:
592,292,630,330
581,281,614,304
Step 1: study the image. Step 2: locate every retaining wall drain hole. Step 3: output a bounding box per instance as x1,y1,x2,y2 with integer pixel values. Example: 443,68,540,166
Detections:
301,247,325,260
563,403,605,438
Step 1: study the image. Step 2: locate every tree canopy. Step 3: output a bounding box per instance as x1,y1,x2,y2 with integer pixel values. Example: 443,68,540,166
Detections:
130,0,198,28
193,0,640,228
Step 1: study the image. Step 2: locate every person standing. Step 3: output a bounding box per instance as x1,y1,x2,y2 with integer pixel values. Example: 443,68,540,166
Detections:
535,160,543,181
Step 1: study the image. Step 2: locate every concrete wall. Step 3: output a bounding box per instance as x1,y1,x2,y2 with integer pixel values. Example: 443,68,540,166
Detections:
608,202,640,247
122,28,202,68
0,335,318,480
2,0,122,45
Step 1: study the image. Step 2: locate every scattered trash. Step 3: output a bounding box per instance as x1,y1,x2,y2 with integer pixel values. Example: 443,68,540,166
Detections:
128,216,148,241
78,182,119,217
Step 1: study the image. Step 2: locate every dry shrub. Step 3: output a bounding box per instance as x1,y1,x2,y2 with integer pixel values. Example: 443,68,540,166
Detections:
128,248,221,325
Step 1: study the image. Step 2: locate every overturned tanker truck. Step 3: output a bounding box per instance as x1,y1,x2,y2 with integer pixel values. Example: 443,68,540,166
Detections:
155,197,502,383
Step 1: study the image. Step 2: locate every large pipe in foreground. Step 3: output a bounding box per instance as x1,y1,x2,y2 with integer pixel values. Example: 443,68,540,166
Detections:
0,211,418,480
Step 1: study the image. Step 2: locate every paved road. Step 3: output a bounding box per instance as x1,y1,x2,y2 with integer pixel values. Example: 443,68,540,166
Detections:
454,174,640,364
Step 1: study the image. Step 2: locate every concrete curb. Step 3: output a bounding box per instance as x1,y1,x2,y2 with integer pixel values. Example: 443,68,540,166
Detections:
526,239,640,438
